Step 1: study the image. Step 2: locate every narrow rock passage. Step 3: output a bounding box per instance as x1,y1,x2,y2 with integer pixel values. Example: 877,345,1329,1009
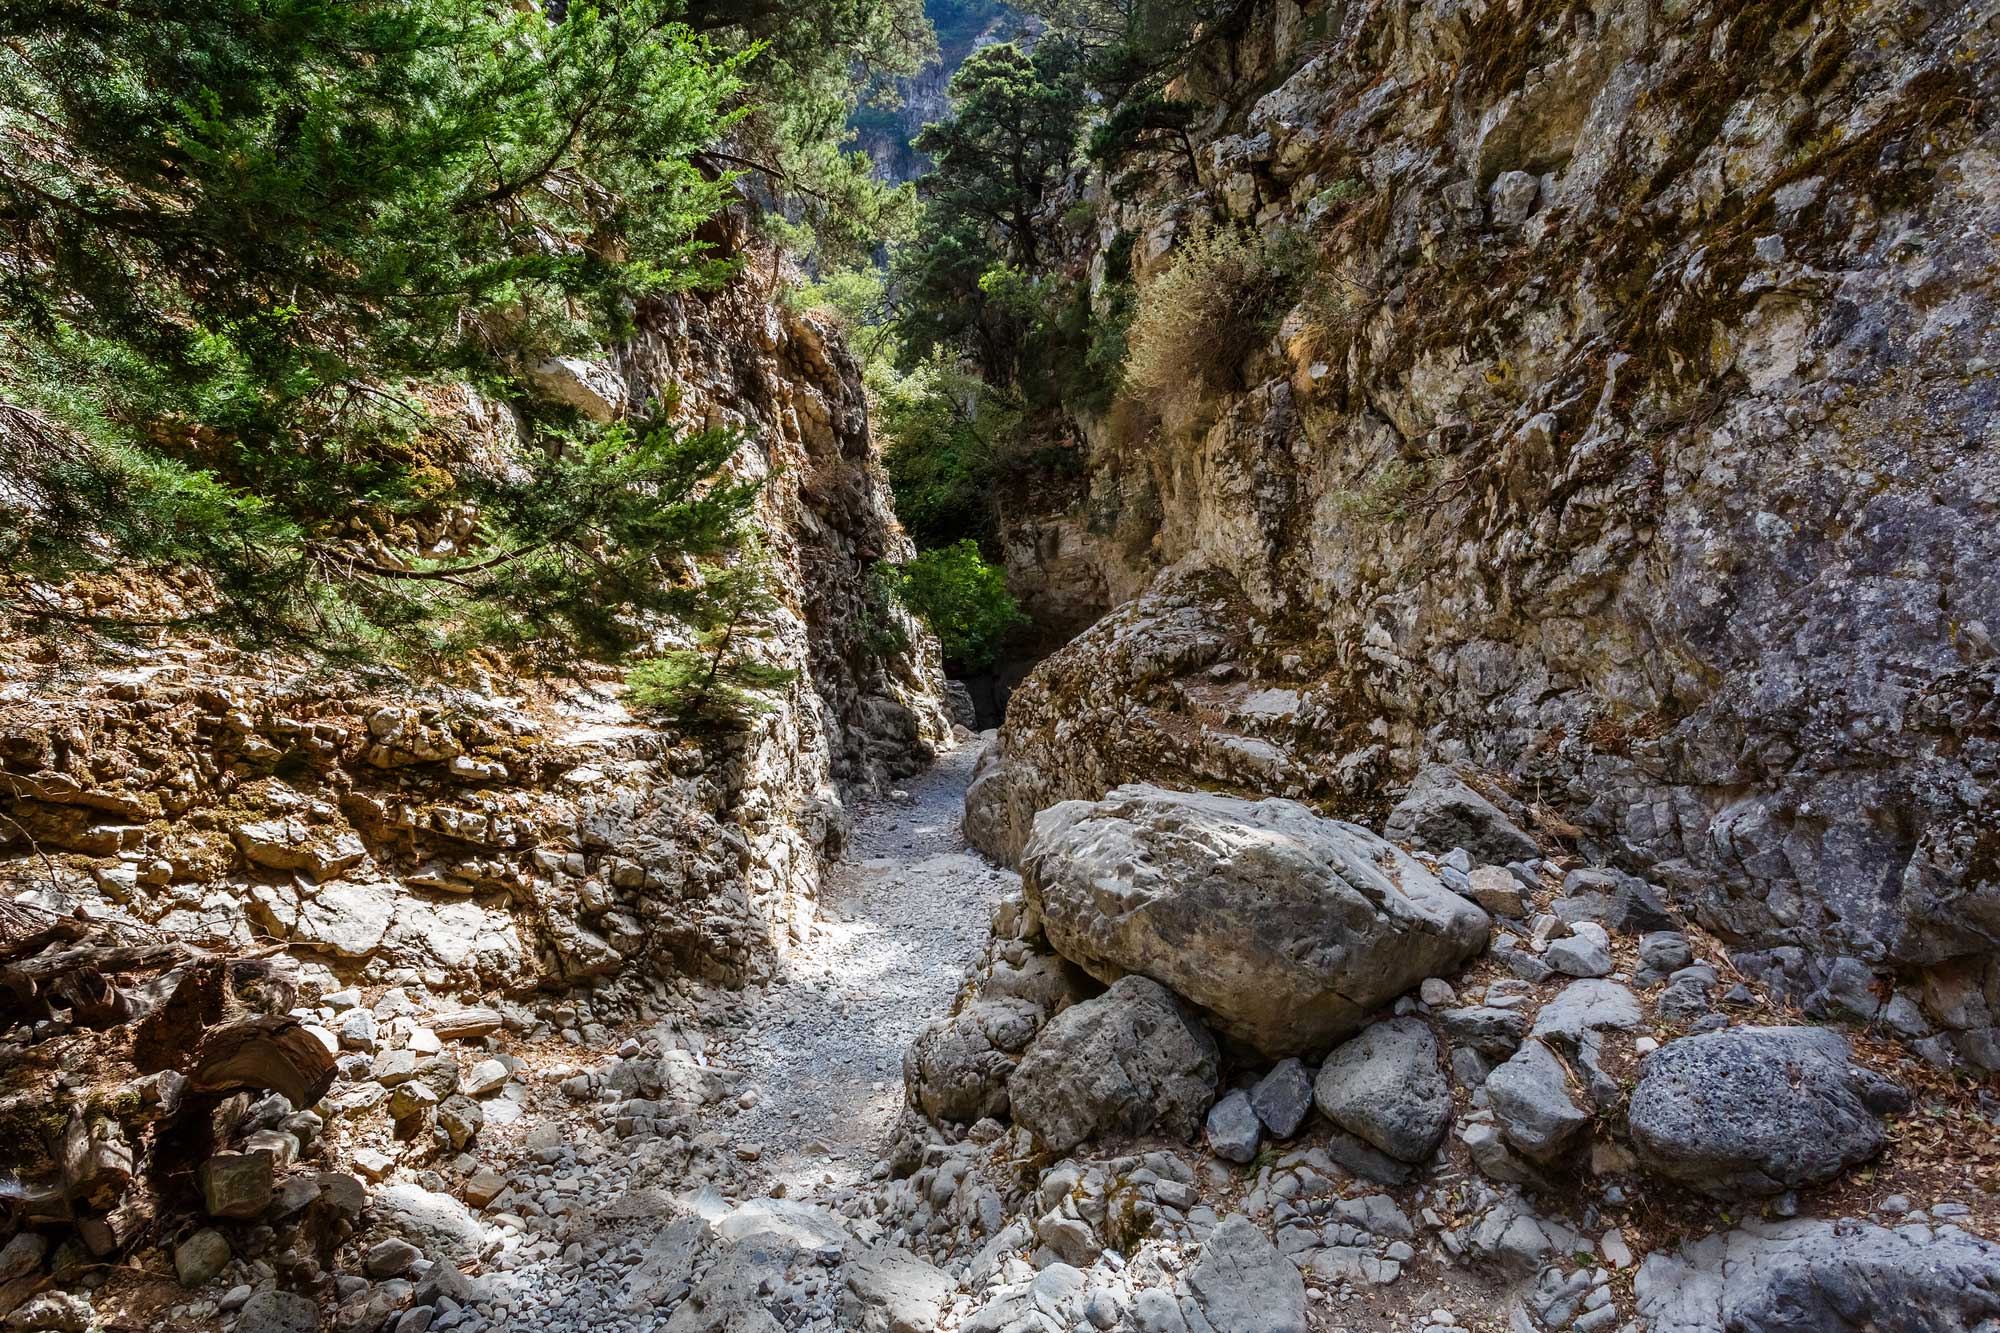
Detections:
718,741,1016,1197
449,745,1013,1333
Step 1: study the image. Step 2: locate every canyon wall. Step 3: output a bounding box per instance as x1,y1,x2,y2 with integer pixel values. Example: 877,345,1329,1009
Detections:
0,203,950,1004
975,0,2000,1067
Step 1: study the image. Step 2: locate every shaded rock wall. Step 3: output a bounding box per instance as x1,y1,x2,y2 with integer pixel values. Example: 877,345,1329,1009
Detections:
979,0,2000,1063
0,210,949,998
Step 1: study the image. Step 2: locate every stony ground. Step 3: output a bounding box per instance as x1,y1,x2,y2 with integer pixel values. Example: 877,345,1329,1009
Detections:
714,743,1017,1194
77,740,1993,1333
144,745,1014,1333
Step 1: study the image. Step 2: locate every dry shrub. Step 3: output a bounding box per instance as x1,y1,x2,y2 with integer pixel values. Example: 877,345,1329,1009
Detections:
1124,221,1307,418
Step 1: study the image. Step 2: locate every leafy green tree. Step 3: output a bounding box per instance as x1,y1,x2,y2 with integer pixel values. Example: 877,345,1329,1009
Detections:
909,41,1088,269
1016,0,1250,98
875,358,1021,550
1088,93,1200,176
885,540,1025,670
890,39,1090,391
403,416,765,666
682,0,933,267
0,0,749,652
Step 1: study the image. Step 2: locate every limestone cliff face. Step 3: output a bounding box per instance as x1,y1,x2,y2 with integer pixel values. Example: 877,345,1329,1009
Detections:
0,208,949,1000
977,0,2000,1065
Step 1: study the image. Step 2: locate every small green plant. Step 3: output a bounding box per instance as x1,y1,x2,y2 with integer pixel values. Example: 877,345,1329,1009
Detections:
882,540,1025,670
787,265,891,331
858,562,915,659
1313,177,1367,209
626,543,799,731
1329,456,1438,523
874,357,1020,551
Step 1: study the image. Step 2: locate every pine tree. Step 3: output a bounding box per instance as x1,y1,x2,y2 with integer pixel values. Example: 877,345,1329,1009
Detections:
625,542,801,732
0,0,750,653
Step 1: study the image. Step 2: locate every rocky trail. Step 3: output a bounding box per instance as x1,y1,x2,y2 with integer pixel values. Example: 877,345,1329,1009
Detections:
715,743,1014,1196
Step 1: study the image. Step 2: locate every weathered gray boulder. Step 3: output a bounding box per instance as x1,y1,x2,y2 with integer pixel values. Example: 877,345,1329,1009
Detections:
1022,786,1490,1056
1636,1217,2000,1333
1628,1027,1906,1197
234,1291,320,1333
1546,922,1614,978
961,744,1029,866
1384,765,1539,865
367,1181,485,1264
1531,979,1642,1042
840,1246,956,1333
1439,1005,1528,1057
1557,868,1676,935
1484,1040,1587,1163
173,1228,230,1288
1008,976,1219,1152
1312,1018,1451,1163
1180,1215,1308,1333
903,997,1043,1124
1205,1090,1261,1163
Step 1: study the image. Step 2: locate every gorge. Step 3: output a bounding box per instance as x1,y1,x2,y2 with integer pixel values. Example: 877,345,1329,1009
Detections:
2,2,1998,1332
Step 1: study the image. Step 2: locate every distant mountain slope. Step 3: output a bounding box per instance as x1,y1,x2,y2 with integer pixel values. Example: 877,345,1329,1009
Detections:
851,0,1036,183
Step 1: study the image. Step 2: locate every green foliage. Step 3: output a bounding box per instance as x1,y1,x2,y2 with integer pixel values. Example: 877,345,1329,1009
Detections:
0,0,757,654
685,0,933,267
422,416,762,662
626,542,800,731
857,560,914,660
788,265,892,334
882,541,1025,669
891,39,1088,379
911,41,1087,268
1016,0,1244,99
1328,457,1437,523
1125,221,1311,404
874,358,1019,550
3,0,742,429
1087,93,1199,174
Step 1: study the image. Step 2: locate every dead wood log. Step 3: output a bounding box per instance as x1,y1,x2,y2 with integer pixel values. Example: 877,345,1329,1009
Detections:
47,967,130,1026
76,1189,149,1256
0,904,90,961
188,1015,335,1111
2,941,184,1012
59,1108,134,1211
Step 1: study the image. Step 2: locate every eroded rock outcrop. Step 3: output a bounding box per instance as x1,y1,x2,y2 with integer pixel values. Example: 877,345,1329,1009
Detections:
1006,975,1220,1153
1636,1217,2000,1333
0,215,950,1000
977,0,2000,1072
1627,1026,1907,1198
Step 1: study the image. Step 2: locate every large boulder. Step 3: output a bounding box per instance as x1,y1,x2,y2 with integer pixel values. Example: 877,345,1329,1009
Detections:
1384,765,1539,865
841,1246,956,1333
1636,1217,2000,1333
366,1181,486,1265
1008,976,1219,1152
962,744,1029,865
1021,785,1491,1057
901,905,1091,1127
1627,1027,1906,1197
1484,1039,1588,1163
903,998,1043,1124
1311,1018,1451,1163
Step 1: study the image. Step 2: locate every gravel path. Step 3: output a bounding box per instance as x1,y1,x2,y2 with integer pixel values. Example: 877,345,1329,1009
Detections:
717,742,1016,1196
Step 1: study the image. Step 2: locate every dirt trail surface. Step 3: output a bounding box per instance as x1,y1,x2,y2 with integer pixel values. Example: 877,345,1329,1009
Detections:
306,744,1012,1333
716,741,1016,1195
